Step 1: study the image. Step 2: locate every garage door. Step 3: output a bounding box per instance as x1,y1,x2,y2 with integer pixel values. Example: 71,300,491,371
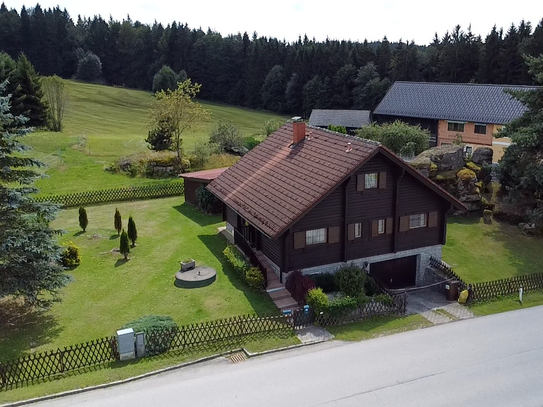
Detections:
370,256,417,289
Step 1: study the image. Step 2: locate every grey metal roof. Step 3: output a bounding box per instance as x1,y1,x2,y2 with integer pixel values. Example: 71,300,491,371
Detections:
308,109,371,128
373,81,539,124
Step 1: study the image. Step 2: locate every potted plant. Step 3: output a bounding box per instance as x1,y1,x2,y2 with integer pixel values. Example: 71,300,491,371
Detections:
180,258,195,271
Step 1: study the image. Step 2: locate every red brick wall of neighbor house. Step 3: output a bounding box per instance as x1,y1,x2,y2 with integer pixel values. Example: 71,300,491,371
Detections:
285,154,449,271
437,120,497,146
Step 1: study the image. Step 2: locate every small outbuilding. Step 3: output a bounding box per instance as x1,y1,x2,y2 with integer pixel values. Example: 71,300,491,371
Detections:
179,168,228,214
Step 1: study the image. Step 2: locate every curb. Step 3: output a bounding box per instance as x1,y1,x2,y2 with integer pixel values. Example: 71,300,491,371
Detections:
1,337,332,407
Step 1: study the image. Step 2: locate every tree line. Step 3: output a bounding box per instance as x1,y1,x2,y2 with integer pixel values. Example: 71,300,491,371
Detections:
0,3,542,117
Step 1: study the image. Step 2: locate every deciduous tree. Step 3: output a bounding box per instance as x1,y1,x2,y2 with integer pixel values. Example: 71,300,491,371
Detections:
149,79,209,161
41,75,67,131
356,121,430,156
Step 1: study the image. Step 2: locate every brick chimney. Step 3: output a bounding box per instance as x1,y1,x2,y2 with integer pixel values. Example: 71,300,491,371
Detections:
292,121,306,144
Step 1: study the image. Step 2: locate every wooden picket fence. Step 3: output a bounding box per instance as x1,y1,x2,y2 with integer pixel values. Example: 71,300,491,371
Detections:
34,182,184,208
470,273,543,303
0,337,118,388
429,256,468,291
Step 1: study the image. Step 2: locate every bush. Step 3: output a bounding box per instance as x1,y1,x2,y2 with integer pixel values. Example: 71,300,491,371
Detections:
244,136,261,151
285,270,316,304
209,121,245,154
364,275,381,296
335,265,366,297
223,245,263,290
457,168,476,181
121,315,178,355
374,294,394,306
190,141,215,169
196,185,221,214
246,267,265,290
75,50,102,82
309,273,338,293
61,241,81,268
107,151,188,177
327,295,360,318
306,288,329,313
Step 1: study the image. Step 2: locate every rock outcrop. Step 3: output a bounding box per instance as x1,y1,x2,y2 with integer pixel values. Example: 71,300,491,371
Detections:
471,147,493,166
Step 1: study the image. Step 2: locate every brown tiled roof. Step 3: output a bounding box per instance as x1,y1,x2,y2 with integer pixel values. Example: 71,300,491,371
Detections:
207,123,465,239
179,167,228,183
207,124,379,238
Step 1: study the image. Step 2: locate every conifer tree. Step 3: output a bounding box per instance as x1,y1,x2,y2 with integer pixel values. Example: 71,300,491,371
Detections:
78,206,88,232
114,208,122,236
119,229,130,260
0,82,67,308
127,216,137,247
12,54,47,127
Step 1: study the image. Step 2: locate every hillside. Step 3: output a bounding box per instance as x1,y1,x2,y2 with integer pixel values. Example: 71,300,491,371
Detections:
24,80,285,195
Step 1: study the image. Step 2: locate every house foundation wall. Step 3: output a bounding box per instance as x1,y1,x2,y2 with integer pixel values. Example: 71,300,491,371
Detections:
298,245,442,287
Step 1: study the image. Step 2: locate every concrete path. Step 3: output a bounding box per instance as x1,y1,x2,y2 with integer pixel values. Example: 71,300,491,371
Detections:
406,289,475,325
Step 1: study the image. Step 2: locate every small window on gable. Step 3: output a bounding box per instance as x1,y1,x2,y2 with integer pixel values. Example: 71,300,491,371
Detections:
474,124,487,134
409,214,427,229
447,121,465,132
354,223,362,238
365,173,378,189
306,228,326,245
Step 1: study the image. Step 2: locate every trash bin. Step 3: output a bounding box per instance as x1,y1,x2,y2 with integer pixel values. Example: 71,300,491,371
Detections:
445,281,459,301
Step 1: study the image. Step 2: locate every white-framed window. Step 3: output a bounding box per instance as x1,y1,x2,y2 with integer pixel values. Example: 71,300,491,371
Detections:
409,214,427,229
447,121,465,132
306,228,327,245
378,219,385,234
365,173,378,189
474,124,487,134
354,222,362,238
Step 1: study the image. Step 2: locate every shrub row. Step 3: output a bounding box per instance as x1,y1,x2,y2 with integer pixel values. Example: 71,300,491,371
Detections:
285,270,316,304
223,245,264,290
308,266,381,297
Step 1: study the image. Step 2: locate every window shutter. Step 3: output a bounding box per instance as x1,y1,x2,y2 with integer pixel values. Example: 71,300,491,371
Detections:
356,174,365,192
399,216,409,232
386,217,393,234
347,224,355,241
379,172,387,189
328,226,340,244
371,220,379,237
293,231,306,249
428,211,438,228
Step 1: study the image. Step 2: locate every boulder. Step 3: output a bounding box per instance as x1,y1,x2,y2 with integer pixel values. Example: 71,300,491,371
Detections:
410,155,432,177
471,147,493,166
456,169,481,212
413,145,464,172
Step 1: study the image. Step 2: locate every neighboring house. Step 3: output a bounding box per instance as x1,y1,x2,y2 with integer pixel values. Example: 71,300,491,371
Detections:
179,168,227,214
207,122,465,289
308,109,371,134
373,81,539,161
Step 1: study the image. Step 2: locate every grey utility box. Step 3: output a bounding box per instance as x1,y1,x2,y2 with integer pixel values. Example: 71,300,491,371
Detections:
117,328,135,361
135,332,145,358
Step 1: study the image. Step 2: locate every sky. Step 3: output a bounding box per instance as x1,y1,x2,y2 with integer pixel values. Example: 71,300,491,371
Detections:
5,0,543,45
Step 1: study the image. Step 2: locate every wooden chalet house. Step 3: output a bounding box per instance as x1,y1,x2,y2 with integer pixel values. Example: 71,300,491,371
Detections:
207,122,464,289
373,81,538,161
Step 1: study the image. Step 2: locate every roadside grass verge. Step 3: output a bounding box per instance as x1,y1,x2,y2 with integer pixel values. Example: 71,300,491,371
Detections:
0,197,278,362
25,80,285,195
443,216,543,283
327,314,432,342
0,332,299,404
469,291,543,316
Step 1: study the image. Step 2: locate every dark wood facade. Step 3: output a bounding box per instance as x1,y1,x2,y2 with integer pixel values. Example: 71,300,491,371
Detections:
224,152,451,276
374,114,439,146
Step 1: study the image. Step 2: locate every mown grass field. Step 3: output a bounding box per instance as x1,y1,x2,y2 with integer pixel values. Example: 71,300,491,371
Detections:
0,197,281,363
442,216,543,283
25,80,285,195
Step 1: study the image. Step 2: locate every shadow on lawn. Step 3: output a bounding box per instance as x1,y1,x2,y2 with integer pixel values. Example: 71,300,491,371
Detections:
447,214,481,225
198,234,279,316
174,203,221,227
0,299,63,360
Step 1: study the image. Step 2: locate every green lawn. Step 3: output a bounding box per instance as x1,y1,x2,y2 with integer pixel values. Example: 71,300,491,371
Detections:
327,314,432,341
0,197,279,362
24,80,285,195
443,216,543,283
470,291,543,316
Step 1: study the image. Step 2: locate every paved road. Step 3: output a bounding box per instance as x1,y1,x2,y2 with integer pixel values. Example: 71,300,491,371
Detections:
30,306,543,407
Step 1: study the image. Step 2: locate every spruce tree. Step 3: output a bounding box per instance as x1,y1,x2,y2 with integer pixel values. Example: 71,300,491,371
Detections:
12,54,47,127
78,206,88,232
0,82,67,308
114,208,122,236
127,216,137,247
119,229,130,260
